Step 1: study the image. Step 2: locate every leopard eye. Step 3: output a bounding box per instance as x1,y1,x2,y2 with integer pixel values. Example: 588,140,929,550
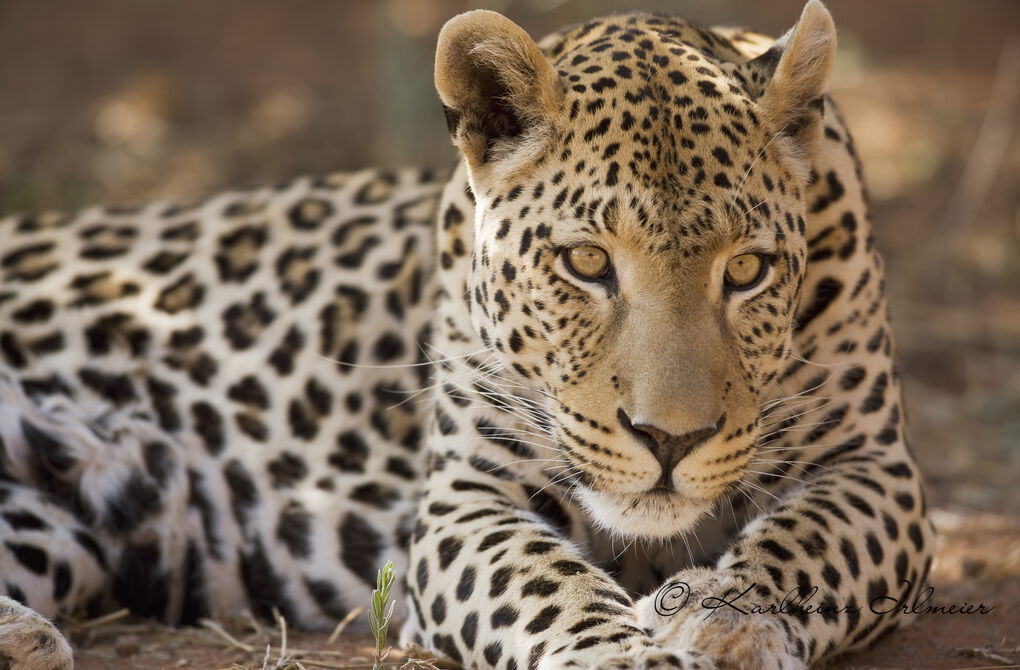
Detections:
724,253,766,290
564,245,611,280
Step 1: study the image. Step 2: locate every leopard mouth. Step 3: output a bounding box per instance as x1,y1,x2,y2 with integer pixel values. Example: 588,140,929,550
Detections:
573,485,715,539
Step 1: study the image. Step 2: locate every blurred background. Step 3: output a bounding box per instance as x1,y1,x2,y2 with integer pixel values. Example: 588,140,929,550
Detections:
0,0,1017,516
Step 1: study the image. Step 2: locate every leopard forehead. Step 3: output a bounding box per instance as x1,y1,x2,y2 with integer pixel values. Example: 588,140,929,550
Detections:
468,16,811,270
545,23,780,195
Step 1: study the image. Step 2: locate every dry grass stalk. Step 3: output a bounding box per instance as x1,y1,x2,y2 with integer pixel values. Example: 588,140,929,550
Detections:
68,608,131,632
199,617,258,653
327,606,365,644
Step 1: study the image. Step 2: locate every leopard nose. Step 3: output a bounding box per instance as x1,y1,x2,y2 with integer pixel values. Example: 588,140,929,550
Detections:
617,409,724,485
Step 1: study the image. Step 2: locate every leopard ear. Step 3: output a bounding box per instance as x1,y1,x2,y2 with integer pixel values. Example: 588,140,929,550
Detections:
435,10,564,174
740,0,836,177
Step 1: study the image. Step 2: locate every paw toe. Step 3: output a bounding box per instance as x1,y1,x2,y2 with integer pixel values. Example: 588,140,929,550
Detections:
0,596,73,670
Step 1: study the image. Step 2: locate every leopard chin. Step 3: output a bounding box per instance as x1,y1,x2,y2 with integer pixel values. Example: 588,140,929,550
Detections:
575,486,715,540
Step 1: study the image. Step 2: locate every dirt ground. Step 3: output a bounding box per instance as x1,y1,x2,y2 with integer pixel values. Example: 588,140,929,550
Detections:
1,1,1018,669
67,512,1020,670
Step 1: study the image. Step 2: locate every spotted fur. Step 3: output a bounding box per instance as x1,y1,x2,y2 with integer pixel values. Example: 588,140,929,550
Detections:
0,3,932,670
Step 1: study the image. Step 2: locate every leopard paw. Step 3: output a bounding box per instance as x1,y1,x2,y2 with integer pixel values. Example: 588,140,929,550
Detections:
0,596,74,670
635,570,805,670
539,639,716,670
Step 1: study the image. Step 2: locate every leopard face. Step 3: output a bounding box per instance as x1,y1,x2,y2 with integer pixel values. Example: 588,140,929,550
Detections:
436,9,833,538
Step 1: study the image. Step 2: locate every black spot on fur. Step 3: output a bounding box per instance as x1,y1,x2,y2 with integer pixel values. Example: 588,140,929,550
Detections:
277,501,313,559
484,642,503,665
456,565,477,601
373,332,405,362
289,198,334,230
53,560,72,601
11,299,54,324
154,273,205,313
78,368,137,405
1,511,49,532
810,171,846,213
228,376,270,409
795,277,843,333
522,576,560,597
143,250,189,275
490,603,519,628
759,539,794,561
339,512,385,587
267,452,308,489
223,459,259,528
840,537,861,579
239,537,297,622
268,325,306,376
478,530,515,551
105,470,162,533
179,540,209,624
438,536,464,570
143,441,175,487
329,430,369,473
147,377,182,431
839,366,866,390
489,566,512,598
431,634,463,664
222,292,276,350
431,594,447,624
21,419,76,472
349,482,400,510
4,542,48,575
113,542,168,618
304,577,348,620
860,372,889,414
525,605,561,634
866,532,884,565
191,401,225,455
73,530,107,569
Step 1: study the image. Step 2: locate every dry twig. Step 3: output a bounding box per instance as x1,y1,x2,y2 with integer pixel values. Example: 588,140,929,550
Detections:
327,606,366,644
69,608,131,632
199,618,258,654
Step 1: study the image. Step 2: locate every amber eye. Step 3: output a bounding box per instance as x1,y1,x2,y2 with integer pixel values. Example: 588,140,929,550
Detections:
724,253,766,290
564,245,611,280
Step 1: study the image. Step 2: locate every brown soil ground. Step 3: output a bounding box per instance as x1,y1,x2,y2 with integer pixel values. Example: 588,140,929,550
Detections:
68,513,1020,670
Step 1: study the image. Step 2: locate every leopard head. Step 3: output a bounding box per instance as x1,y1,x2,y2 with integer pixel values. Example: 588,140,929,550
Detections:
434,1,836,538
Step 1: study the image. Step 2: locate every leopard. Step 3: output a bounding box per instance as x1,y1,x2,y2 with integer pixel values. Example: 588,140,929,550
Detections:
0,2,934,669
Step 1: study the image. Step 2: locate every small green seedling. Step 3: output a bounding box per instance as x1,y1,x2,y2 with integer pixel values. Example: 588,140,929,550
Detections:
369,560,397,670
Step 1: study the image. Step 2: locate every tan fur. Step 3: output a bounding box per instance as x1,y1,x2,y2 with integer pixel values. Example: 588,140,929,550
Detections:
410,4,932,666
0,596,72,670
435,10,565,175
756,0,837,180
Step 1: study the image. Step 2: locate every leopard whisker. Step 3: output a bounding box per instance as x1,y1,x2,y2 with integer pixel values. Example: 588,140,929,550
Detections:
750,457,841,476
746,468,818,487
315,346,488,370
788,351,858,369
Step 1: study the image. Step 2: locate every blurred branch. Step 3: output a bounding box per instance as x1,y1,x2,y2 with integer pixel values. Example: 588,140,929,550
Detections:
940,35,1020,232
